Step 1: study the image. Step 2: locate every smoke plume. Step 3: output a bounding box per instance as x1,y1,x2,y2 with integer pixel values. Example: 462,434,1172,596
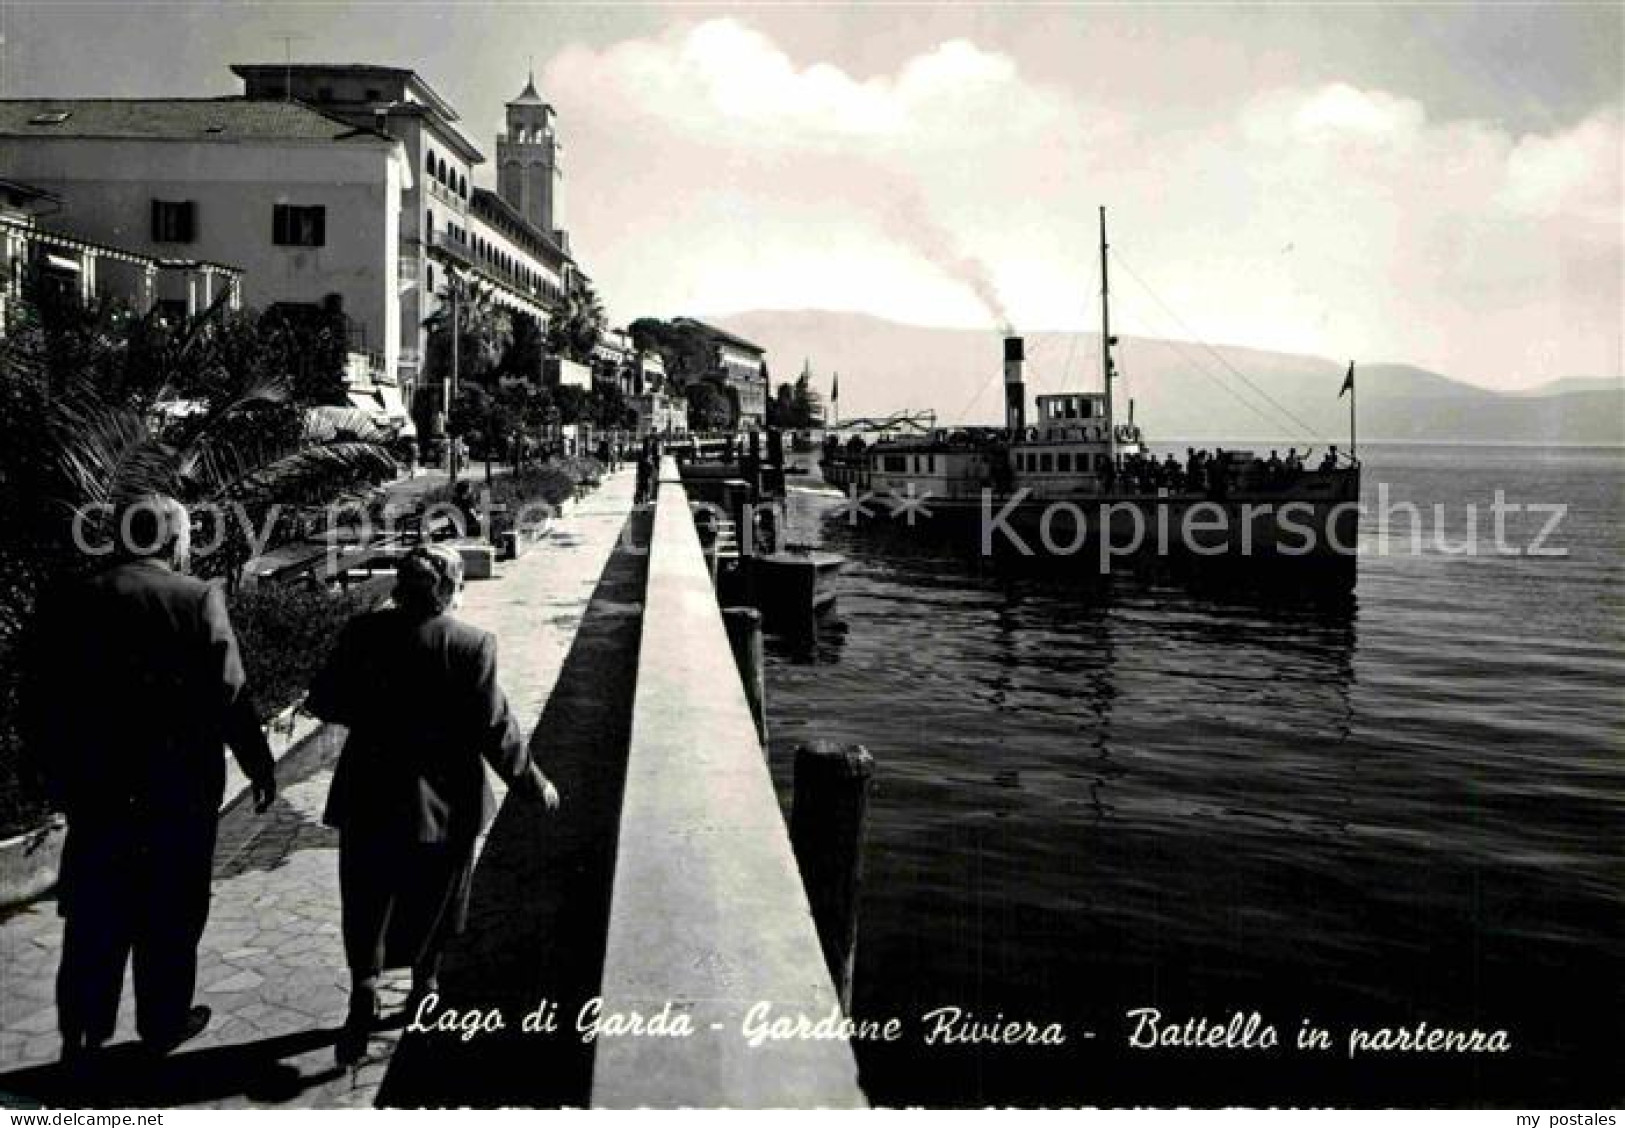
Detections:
878,187,1014,334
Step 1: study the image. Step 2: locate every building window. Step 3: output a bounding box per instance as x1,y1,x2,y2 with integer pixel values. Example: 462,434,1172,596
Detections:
273,204,326,247
1040,453,1054,472
1057,453,1072,472
151,199,196,243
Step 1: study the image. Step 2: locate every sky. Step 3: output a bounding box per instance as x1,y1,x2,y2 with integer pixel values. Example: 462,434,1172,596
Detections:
2,2,1619,390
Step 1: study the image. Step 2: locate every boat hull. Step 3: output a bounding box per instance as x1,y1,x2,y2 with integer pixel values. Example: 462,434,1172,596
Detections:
825,489,1362,562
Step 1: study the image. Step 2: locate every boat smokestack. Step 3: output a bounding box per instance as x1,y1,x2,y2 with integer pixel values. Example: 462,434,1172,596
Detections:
1004,335,1025,434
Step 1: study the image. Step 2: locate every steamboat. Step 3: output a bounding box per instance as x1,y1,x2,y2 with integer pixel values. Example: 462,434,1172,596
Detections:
820,209,1362,562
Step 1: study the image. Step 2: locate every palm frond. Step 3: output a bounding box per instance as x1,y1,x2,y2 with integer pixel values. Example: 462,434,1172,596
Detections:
205,439,398,508
169,371,292,479
172,289,238,365
41,374,176,508
302,406,391,445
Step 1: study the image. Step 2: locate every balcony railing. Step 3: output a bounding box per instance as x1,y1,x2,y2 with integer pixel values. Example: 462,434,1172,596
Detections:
426,179,465,210
427,229,562,311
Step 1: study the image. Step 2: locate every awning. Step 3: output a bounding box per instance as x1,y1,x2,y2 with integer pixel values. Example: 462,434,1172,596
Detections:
379,385,416,437
343,386,417,438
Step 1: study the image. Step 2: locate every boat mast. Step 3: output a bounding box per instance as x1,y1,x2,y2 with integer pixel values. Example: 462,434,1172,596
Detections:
1100,205,1116,459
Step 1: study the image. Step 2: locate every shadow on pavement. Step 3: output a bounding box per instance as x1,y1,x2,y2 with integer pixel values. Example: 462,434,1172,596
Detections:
0,1028,346,1108
376,504,651,1107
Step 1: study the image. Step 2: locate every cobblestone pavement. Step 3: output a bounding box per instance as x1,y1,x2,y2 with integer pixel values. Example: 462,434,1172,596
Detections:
0,467,641,1109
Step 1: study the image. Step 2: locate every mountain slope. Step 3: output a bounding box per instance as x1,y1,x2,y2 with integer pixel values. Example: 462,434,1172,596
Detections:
715,310,1623,445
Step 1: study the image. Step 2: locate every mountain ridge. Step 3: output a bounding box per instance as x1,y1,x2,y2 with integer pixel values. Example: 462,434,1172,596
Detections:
712,309,1623,445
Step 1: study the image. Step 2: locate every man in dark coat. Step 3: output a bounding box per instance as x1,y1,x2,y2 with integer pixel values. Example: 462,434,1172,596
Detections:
23,495,278,1061
305,544,557,1064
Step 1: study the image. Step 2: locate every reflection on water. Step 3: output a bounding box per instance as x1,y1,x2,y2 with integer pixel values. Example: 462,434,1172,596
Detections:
763,445,1623,1107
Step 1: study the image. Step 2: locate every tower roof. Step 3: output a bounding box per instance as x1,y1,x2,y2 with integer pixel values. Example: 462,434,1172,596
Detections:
510,70,545,106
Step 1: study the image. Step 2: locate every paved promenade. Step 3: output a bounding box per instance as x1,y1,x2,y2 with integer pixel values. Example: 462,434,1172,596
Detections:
0,466,644,1109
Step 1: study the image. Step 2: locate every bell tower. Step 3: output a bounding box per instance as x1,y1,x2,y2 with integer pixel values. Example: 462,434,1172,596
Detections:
497,69,564,241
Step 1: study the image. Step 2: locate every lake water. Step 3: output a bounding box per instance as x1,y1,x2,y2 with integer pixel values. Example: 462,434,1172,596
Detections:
762,443,1623,1107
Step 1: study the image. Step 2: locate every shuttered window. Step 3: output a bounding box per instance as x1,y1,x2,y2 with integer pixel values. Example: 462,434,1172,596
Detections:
272,204,326,247
151,200,195,243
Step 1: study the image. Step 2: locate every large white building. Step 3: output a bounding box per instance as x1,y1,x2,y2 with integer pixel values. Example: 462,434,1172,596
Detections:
672,318,769,430
0,64,585,429
1,176,242,339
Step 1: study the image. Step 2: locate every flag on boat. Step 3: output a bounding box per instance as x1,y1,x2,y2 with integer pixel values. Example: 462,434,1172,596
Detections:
1340,361,1355,398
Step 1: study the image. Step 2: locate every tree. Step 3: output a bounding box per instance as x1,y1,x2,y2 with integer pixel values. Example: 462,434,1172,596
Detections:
586,382,637,430
553,384,591,426
26,277,352,415
420,276,512,475
792,367,824,427
500,309,548,386
546,274,606,363
686,381,731,433
423,277,511,392
0,289,398,833
628,317,717,388
259,295,352,406
768,382,797,428
506,381,556,469
766,369,824,429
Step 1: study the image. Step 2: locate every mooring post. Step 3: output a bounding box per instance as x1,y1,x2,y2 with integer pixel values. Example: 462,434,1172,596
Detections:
789,741,875,1012
723,606,767,747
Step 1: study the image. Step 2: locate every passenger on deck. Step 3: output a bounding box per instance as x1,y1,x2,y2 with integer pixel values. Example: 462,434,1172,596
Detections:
1211,449,1230,499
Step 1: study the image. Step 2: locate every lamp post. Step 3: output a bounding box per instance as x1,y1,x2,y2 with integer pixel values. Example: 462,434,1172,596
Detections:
439,269,462,481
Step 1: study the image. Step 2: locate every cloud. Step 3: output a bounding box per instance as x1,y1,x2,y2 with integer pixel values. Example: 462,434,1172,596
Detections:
1499,108,1622,222
547,20,1621,389
549,19,1069,152
1292,83,1428,140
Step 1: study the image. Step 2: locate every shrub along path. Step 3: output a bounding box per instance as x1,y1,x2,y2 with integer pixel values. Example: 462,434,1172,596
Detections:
0,466,642,1109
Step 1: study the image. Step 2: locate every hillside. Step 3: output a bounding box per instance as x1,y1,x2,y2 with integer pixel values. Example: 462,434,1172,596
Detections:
715,310,1623,445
